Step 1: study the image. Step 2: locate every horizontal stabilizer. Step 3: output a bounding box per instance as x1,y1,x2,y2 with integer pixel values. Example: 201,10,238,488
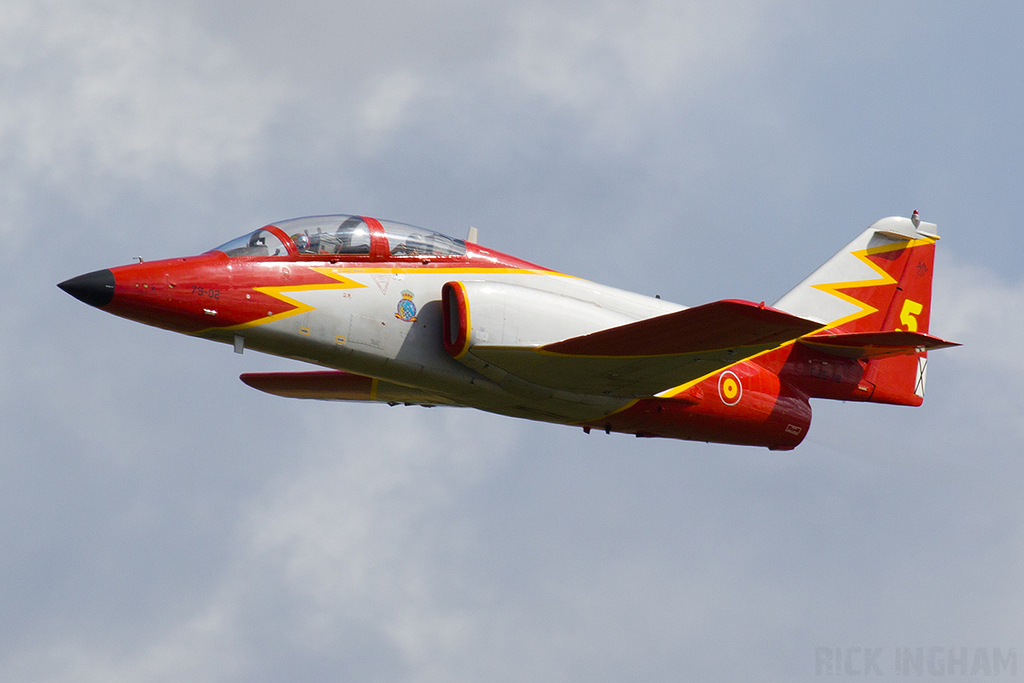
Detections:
542,299,824,357
240,371,455,406
798,330,960,359
468,300,824,397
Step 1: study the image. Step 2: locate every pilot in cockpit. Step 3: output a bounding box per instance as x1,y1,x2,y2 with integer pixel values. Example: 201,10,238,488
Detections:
333,217,370,254
289,217,369,255
291,232,312,253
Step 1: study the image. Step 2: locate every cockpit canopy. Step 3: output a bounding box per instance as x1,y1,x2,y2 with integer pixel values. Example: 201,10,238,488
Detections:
209,215,468,259
281,216,371,256
212,228,291,258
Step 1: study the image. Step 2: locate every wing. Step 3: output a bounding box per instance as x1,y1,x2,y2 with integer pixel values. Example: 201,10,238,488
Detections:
240,371,457,406
467,299,825,397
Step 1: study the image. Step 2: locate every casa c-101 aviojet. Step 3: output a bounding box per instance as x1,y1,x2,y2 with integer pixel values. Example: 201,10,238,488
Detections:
59,211,958,450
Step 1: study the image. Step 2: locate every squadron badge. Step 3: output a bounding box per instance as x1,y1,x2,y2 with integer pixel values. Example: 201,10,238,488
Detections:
395,289,418,322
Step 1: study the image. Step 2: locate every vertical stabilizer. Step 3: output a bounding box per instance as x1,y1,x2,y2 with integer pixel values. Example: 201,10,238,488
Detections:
773,215,938,334
775,214,944,406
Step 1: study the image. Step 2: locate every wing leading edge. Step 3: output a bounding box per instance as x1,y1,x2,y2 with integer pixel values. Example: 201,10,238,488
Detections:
240,371,456,406
467,299,825,397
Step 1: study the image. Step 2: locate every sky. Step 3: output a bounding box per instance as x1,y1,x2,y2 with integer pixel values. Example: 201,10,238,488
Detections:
2,1,1023,680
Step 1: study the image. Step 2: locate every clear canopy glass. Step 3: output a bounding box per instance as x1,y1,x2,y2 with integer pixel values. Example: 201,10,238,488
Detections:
378,219,467,257
211,228,290,258
209,215,468,259
275,215,372,256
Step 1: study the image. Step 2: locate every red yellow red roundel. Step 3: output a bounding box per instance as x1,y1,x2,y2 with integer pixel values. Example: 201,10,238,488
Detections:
718,370,742,406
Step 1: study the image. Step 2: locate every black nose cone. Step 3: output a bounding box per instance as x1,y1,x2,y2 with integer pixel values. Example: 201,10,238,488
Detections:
58,269,116,308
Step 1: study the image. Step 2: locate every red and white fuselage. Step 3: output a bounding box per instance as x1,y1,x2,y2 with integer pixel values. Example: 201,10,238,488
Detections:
59,213,957,450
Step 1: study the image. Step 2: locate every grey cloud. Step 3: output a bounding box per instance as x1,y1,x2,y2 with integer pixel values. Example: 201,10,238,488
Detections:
4,2,1024,681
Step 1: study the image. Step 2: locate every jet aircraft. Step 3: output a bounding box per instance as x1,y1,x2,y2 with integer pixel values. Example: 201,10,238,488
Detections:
59,212,957,450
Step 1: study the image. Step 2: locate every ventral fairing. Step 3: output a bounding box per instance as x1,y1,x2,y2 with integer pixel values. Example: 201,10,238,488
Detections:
60,211,957,450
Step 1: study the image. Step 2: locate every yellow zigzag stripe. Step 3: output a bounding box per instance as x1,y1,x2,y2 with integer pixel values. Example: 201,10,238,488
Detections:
220,268,367,332
645,236,936,404
197,265,567,336
812,237,933,331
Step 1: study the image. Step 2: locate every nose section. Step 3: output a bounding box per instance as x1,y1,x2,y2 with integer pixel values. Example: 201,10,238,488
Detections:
58,269,116,308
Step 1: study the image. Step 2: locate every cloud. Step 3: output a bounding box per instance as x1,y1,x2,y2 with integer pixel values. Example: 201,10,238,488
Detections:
0,0,290,205
1,404,517,682
171,0,779,161
505,1,769,107
6,2,1024,682
933,253,1024,374
356,71,427,154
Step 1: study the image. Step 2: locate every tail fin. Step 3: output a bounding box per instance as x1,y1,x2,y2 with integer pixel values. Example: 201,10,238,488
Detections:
774,214,956,406
773,215,939,334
